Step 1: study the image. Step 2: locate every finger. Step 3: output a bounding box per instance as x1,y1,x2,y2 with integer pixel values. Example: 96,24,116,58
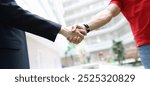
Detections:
72,24,84,32
69,27,85,44
76,36,84,44
66,31,77,43
67,35,75,43
76,24,84,29
71,25,77,32
74,36,83,44
76,30,84,38
70,36,78,44
67,37,72,43
79,29,87,35
75,36,80,44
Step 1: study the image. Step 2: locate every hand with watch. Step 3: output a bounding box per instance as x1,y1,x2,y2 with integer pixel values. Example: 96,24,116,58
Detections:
64,24,91,44
83,24,91,33
71,24,91,34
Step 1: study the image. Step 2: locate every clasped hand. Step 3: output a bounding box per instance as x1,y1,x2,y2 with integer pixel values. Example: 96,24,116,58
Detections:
60,24,87,44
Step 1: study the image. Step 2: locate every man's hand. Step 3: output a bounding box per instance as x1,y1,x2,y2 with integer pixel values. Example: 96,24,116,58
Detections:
59,26,87,44
69,24,88,43
71,24,87,34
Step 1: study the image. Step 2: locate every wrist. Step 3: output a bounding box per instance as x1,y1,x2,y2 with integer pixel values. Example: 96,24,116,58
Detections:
83,24,91,33
60,26,69,38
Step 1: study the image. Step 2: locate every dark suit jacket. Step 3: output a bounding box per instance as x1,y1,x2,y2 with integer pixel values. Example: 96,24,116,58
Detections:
0,0,61,69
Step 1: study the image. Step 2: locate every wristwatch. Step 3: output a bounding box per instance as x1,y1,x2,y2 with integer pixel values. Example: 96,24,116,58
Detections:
83,24,90,33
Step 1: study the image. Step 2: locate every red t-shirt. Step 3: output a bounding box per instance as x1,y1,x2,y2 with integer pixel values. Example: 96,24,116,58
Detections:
110,0,150,47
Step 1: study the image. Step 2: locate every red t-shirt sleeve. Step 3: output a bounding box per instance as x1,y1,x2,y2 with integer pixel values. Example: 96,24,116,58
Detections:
109,0,123,10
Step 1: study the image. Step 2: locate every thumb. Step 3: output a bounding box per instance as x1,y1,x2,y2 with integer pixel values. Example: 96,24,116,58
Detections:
71,25,77,32
79,29,87,35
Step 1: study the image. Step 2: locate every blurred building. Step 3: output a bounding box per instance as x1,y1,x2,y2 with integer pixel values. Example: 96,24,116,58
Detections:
16,0,68,68
62,0,139,66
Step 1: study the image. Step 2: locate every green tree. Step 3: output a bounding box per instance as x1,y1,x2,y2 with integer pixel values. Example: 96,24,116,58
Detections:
112,40,125,65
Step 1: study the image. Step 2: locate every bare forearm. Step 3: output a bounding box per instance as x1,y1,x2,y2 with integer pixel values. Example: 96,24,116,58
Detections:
87,9,113,31
87,4,120,31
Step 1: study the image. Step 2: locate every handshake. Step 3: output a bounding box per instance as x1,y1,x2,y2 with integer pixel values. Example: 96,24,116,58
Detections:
60,24,90,44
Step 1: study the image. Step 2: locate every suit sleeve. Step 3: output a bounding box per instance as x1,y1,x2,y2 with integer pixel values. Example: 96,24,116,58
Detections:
0,1,61,42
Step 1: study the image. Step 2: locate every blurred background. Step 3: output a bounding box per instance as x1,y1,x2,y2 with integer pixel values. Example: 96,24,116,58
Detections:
16,0,143,69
